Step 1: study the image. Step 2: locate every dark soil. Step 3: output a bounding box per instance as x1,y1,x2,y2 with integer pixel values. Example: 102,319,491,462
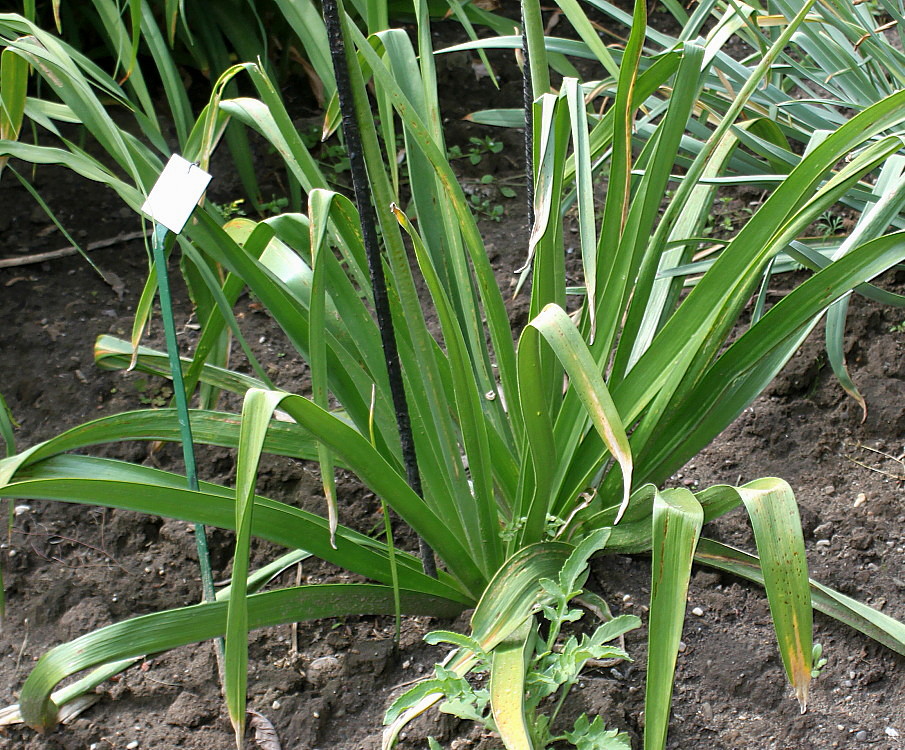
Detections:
2,26,905,750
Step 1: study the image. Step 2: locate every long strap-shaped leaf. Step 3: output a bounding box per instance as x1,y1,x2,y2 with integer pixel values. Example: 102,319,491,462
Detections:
592,0,647,356
736,478,813,709
8,387,488,596
18,584,463,730
2,544,314,728
518,304,632,539
308,191,340,547
0,454,469,604
643,488,703,750
392,204,503,575
9,407,324,470
344,19,521,438
635,230,905,484
226,389,288,743
491,619,534,750
824,156,905,419
694,539,905,657
323,0,436,579
95,334,269,395
0,46,27,175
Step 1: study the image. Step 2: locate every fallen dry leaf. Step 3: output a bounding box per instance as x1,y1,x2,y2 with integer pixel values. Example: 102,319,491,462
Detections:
248,709,282,750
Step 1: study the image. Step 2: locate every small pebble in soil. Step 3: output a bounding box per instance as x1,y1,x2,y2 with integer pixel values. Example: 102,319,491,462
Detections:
14,504,31,516
691,607,704,617
887,727,900,738
854,493,866,508
677,641,687,653
126,742,139,749
855,730,868,741
272,699,281,709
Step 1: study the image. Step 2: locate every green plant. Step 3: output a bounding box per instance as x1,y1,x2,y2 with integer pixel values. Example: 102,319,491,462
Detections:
131,375,173,407
300,125,354,187
2,2,905,750
448,135,505,165
463,173,517,221
448,0,905,419
815,209,846,238
217,198,249,220
389,531,639,749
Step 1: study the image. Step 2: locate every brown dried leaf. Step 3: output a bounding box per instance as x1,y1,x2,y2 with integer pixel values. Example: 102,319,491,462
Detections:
248,709,282,750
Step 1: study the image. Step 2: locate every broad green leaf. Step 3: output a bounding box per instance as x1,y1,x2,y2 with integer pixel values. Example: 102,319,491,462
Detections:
226,389,290,742
18,584,463,729
0,453,469,605
738,478,813,710
0,46,28,174
523,305,632,522
695,539,905,657
490,619,533,750
644,488,703,750
309,190,340,547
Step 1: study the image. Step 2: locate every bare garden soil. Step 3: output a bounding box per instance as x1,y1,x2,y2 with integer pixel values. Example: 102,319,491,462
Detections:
1,21,905,749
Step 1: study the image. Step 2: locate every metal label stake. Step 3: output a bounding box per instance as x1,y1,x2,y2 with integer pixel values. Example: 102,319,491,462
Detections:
141,156,217,604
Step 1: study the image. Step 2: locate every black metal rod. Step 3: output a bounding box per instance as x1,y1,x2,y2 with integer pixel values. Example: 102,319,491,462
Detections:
521,12,535,232
322,0,436,577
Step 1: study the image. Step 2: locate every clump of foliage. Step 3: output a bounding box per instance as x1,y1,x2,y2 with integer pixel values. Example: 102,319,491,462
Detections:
2,1,905,749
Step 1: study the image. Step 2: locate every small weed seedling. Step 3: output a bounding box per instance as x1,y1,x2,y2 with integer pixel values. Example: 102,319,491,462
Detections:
131,376,173,408
816,209,846,238
462,174,517,221
448,135,504,165
388,535,640,749
300,125,352,187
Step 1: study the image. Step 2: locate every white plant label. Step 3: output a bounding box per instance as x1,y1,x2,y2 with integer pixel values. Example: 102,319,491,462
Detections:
141,154,212,234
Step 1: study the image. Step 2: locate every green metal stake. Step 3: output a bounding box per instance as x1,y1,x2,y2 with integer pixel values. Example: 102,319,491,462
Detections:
150,223,217,606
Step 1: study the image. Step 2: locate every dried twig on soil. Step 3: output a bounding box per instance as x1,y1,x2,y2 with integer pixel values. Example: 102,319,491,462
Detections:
844,442,905,481
0,229,149,268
